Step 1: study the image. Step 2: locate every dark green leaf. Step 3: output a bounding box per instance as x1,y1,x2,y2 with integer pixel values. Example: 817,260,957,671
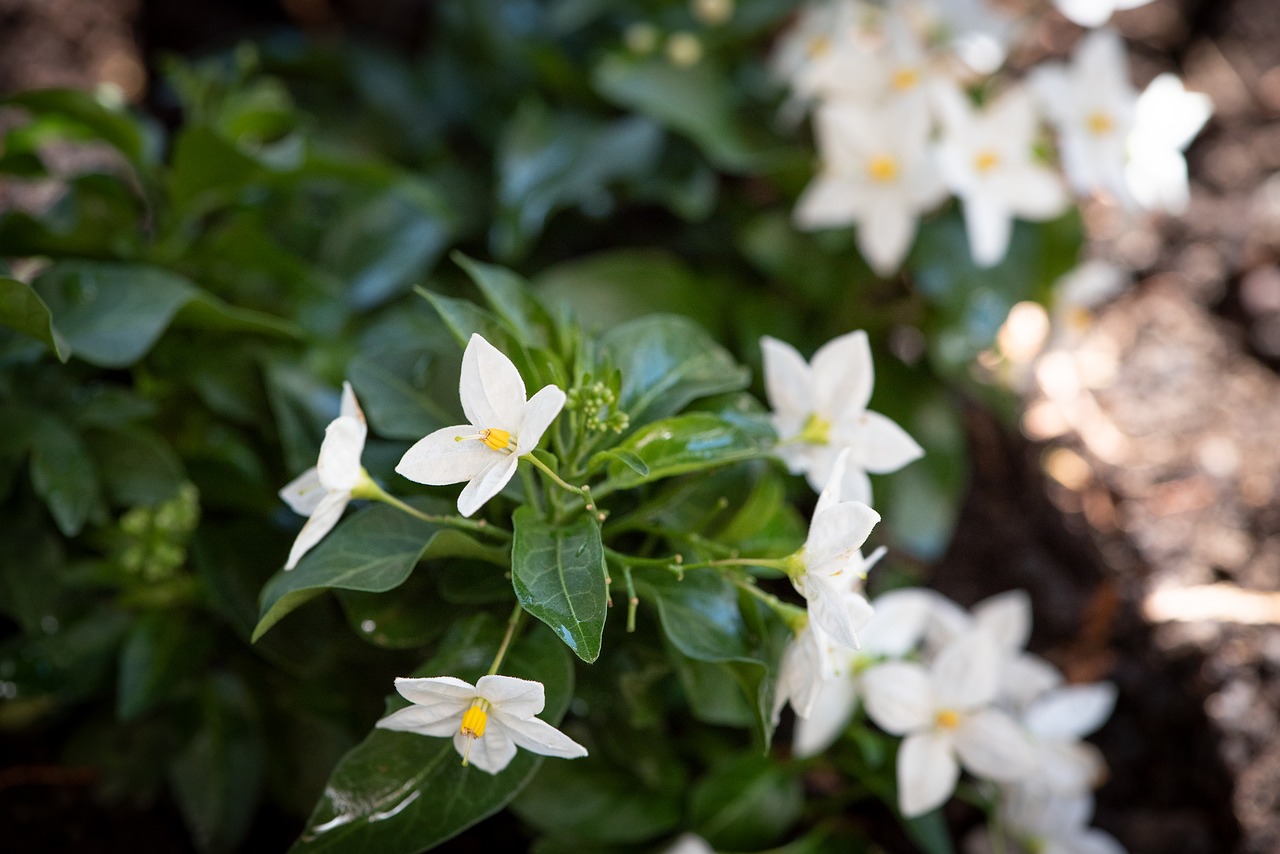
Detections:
4,88,153,166
690,754,803,850
512,757,681,845
87,428,185,507
601,413,770,489
117,609,198,720
0,276,70,361
511,506,608,663
30,416,101,536
453,251,555,348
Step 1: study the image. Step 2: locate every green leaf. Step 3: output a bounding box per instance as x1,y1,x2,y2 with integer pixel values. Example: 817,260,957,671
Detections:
598,315,749,424
337,569,457,650
601,413,770,490
510,506,608,663
30,416,101,536
291,615,575,854
452,251,555,348
87,428,185,507
0,276,70,361
512,757,681,845
690,754,803,850
117,609,200,720
253,501,492,641
4,88,153,167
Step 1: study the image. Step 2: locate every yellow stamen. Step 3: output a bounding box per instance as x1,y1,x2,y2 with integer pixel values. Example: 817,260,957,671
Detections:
797,412,832,445
866,154,899,183
974,150,1000,174
458,702,489,767
1086,110,1114,135
935,708,961,730
454,428,512,451
807,36,831,58
891,67,920,91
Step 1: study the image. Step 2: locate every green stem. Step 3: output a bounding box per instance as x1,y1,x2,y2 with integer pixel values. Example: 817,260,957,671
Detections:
725,573,807,631
682,557,791,572
522,453,587,497
622,566,638,633
356,477,512,541
488,602,526,676
603,547,681,569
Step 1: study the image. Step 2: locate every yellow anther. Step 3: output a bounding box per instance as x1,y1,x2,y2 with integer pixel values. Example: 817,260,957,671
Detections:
797,412,832,445
935,708,961,730
866,154,899,183
480,428,511,451
807,36,831,58
891,67,920,91
1086,110,1114,135
973,149,1000,174
460,703,489,740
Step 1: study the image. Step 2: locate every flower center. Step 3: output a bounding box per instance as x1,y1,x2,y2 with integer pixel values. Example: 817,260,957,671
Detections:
866,154,899,183
891,67,920,91
806,36,831,58
973,149,1000,174
459,700,490,767
1086,110,1114,135
934,708,961,730
797,412,832,445
455,428,512,452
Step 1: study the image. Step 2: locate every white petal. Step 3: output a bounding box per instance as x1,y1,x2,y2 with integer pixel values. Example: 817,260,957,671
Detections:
456,455,520,517
898,731,960,817
475,674,546,719
923,592,973,649
775,629,825,721
1007,168,1070,220
1025,683,1117,740
761,336,814,423
376,704,464,737
860,662,936,735
963,195,1013,268
835,461,874,506
460,333,527,430
804,574,867,650
813,447,854,514
795,174,861,230
793,675,859,758
284,489,349,569
863,588,934,657
396,425,496,486
393,675,478,705
954,708,1037,781
860,208,916,277
495,713,589,759
455,724,518,774
932,632,1001,711
972,590,1032,652
811,330,874,421
516,385,566,454
1053,0,1117,27
805,501,880,573
339,380,365,422
280,467,324,516
317,415,367,492
1002,653,1064,709
1035,739,1107,793
842,411,924,474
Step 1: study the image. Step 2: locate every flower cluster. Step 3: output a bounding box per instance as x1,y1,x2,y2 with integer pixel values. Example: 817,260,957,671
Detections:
776,0,1211,272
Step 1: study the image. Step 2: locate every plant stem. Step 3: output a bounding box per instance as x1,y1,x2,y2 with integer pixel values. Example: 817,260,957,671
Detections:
725,573,807,631
359,479,513,541
522,453,587,496
488,602,526,676
682,557,791,572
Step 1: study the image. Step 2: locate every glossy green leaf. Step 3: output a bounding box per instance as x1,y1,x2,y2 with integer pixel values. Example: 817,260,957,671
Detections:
0,276,70,361
512,757,681,845
453,251,555,348
337,569,458,650
511,506,608,663
253,501,498,641
291,615,575,854
602,413,770,490
598,315,749,424
691,754,803,850
30,416,101,536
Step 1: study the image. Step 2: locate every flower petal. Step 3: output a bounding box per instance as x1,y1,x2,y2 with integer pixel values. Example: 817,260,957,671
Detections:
954,708,1037,781
1024,683,1117,740
859,207,916,278
396,425,495,486
284,489,350,569
455,724,518,774
842,411,924,474
475,674,546,719
972,589,1032,652
760,336,814,425
393,675,478,706
793,675,859,758
803,573,869,651
376,704,464,737
963,194,1013,268
860,661,935,735
811,330,873,420
804,501,880,574
898,730,960,817
280,466,325,516
456,455,520,517
460,333,527,430
932,632,1001,711
340,380,366,423
516,385,566,454
862,588,934,657
317,414,367,493
1035,739,1107,794
495,713,588,760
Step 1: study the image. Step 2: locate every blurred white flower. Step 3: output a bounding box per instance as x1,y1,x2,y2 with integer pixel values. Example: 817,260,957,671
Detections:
279,381,371,570
396,334,565,517
761,330,923,502
771,0,876,103
911,0,1015,75
1053,0,1152,29
861,631,1037,816
1049,260,1129,348
795,98,947,275
965,787,1128,854
1125,73,1212,214
934,83,1070,267
1020,682,1117,794
376,674,587,774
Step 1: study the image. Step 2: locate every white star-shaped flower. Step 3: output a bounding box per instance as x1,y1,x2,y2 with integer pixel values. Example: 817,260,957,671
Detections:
376,674,587,774
1030,29,1137,206
934,82,1070,267
279,381,371,570
965,787,1127,854
1125,73,1212,214
785,449,881,651
861,631,1037,817
762,330,923,503
771,0,878,105
1020,682,1117,794
396,334,566,517
795,97,948,276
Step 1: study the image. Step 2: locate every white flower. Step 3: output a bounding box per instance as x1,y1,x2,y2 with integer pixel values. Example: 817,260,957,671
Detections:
1125,73,1212,214
1020,682,1117,794
279,381,370,570
1053,0,1152,28
965,787,1128,854
786,449,880,651
1029,30,1137,206
396,334,566,517
934,83,1070,267
795,98,947,275
861,631,1037,817
771,0,878,104
376,674,587,774
912,0,1015,75
762,330,923,502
